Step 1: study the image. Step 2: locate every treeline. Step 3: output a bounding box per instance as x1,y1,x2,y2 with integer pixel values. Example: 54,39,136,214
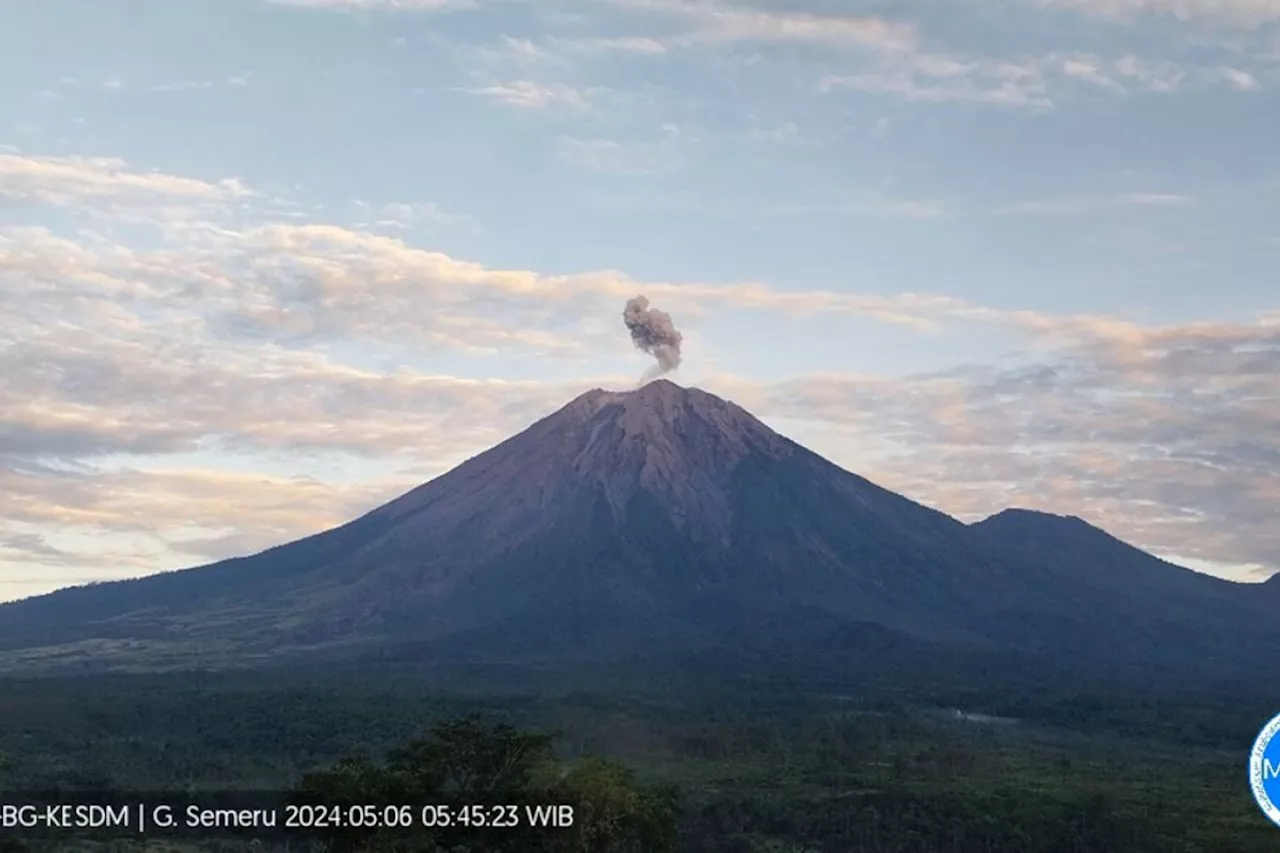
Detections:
294,715,678,853
2,671,1276,853
683,789,1229,853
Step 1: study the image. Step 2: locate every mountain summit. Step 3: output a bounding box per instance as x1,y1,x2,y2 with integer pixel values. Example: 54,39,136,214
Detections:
369,379,791,556
0,381,1273,673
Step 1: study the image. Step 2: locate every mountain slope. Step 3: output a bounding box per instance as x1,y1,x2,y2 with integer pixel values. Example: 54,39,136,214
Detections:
0,380,1272,674
966,508,1273,666
970,508,1256,614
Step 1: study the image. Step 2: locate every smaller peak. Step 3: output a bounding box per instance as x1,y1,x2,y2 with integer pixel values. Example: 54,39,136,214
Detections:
979,508,1085,526
974,508,1124,546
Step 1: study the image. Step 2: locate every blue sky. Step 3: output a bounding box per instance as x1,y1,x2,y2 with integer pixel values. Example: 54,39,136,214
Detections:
1,0,1277,601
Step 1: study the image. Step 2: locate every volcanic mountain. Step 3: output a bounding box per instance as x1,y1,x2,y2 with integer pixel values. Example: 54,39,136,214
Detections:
0,380,1273,673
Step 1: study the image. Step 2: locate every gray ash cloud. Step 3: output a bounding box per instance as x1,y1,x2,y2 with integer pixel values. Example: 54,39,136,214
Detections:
623,296,683,382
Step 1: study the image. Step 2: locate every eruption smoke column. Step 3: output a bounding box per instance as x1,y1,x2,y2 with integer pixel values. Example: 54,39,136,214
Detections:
623,296,684,383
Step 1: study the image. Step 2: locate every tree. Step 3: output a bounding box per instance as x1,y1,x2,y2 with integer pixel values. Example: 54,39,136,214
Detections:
554,756,679,853
385,716,557,801
293,716,678,853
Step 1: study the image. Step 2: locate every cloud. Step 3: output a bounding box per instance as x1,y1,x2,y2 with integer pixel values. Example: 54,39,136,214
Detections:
1215,65,1262,88
558,126,685,174
0,466,400,544
0,213,990,441
879,201,951,219
994,191,1193,215
523,0,1271,108
148,81,217,93
453,1,1265,113
0,330,595,461
757,199,951,219
463,80,593,110
0,155,1223,348
6,304,1274,591
559,36,671,55
2,151,1275,595
142,76,255,93
822,50,1260,108
0,533,76,567
0,464,422,603
1029,0,1280,25
350,200,478,232
705,312,1280,579
747,121,804,146
0,381,605,600
607,0,919,52
1,177,1000,381
268,0,468,9
824,60,1053,108
0,153,251,207
580,189,952,221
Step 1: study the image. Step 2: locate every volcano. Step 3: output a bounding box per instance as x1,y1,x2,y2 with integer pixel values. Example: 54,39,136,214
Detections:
0,380,1274,673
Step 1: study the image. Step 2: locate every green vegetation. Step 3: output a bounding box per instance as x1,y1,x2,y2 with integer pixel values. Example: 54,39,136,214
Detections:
295,715,677,852
0,664,1275,852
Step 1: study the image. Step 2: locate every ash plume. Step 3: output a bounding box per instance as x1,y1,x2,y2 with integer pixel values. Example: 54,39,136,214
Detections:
623,296,683,382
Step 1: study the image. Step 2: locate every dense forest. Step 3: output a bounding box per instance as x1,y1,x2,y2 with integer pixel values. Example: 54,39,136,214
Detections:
0,659,1275,852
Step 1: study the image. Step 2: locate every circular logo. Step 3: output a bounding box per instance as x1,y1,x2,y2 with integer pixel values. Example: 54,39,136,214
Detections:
1250,713,1280,828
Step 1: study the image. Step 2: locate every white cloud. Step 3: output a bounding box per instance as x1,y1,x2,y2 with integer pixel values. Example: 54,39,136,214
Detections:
560,36,670,55
616,0,919,51
463,80,593,110
149,81,217,93
0,465,421,602
1110,54,1188,89
0,153,251,206
0,155,1209,342
0,214,984,373
6,305,1276,593
823,50,1260,109
499,36,559,61
994,191,1193,215
455,1,1267,113
1,151,1275,597
882,200,950,218
705,312,1280,578
1031,0,1280,25
520,0,1272,108
825,64,1053,108
1216,65,1262,88
350,200,478,232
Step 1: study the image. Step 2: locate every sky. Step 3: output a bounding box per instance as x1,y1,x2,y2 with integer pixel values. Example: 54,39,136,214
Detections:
0,0,1277,603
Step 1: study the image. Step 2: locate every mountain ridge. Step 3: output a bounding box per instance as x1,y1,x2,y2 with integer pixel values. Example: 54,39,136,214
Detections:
0,380,1273,675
